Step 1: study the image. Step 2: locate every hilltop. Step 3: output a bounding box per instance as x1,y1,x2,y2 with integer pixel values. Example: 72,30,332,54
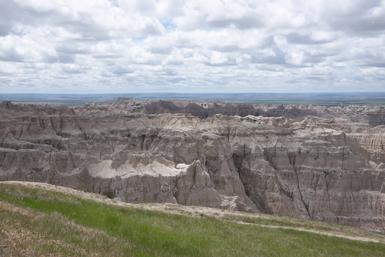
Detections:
1,181,385,257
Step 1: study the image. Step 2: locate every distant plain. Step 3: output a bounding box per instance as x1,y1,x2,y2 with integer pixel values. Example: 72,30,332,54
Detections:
1,92,385,105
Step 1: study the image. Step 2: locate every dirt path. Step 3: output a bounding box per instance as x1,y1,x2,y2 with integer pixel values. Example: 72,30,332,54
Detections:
235,221,381,243
1,181,383,244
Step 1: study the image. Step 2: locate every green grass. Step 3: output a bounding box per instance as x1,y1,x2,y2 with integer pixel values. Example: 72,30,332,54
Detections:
0,184,385,257
0,207,127,257
223,214,385,241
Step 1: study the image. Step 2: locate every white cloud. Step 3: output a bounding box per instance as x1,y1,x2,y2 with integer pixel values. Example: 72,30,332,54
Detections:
0,0,384,93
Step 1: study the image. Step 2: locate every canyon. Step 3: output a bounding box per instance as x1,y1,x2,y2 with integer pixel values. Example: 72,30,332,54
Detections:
0,99,385,231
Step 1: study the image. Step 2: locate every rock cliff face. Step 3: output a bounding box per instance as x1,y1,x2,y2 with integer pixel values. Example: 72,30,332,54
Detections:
0,100,384,231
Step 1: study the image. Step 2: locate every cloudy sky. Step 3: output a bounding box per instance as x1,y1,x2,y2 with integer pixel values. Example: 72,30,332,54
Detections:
0,0,385,93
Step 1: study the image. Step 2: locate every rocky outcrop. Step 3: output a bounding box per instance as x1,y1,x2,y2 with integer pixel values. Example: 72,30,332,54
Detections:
143,101,316,119
0,100,384,231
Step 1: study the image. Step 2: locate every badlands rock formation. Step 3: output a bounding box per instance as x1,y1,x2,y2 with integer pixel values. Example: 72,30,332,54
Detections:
0,100,385,231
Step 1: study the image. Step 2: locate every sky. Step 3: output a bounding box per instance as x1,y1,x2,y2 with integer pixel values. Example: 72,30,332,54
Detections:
0,0,385,93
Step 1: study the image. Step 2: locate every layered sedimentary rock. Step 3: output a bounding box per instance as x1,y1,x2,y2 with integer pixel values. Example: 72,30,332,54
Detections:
0,100,384,231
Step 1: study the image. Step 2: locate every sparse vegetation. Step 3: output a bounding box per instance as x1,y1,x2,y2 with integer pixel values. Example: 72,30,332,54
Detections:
1,184,385,257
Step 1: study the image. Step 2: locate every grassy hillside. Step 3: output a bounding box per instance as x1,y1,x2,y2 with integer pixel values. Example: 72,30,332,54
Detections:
0,183,384,257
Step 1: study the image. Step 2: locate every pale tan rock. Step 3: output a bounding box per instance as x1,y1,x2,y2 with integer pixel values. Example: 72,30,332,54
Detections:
0,100,385,231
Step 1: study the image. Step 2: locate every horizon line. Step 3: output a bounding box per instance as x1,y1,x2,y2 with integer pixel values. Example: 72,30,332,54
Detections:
1,91,385,95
